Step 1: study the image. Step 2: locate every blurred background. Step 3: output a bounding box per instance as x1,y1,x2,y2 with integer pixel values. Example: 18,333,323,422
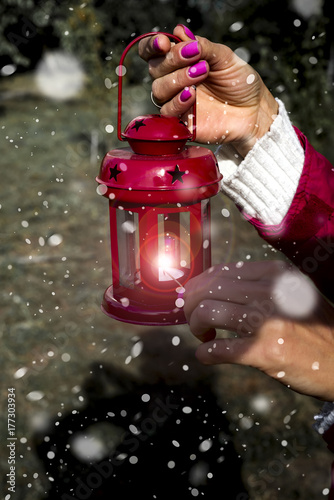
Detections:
1,0,334,499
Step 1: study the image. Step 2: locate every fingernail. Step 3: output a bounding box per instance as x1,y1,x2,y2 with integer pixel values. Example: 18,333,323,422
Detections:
188,61,207,78
180,87,192,102
181,41,199,59
153,36,161,52
178,24,196,40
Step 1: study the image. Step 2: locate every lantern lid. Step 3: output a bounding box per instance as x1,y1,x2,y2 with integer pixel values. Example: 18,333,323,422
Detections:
96,144,222,205
122,114,192,155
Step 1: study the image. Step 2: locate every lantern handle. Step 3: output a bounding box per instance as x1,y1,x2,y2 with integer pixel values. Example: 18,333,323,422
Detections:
117,32,197,142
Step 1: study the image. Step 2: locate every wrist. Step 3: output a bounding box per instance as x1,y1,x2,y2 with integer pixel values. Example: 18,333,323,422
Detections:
234,88,279,158
217,98,305,225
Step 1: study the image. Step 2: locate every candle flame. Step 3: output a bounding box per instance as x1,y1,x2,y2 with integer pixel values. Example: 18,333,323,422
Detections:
158,254,183,287
158,255,173,269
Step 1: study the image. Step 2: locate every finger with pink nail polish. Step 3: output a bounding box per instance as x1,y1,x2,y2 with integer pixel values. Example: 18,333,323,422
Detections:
177,24,196,40
153,36,162,52
188,61,208,78
181,41,200,59
180,87,192,102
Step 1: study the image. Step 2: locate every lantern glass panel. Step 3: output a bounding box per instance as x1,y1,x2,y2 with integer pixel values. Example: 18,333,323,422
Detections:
201,199,211,269
157,211,190,282
116,209,140,288
180,211,191,270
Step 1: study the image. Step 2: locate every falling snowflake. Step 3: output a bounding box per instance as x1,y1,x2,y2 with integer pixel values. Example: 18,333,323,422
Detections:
35,51,85,100
199,439,213,452
26,391,45,402
131,340,143,358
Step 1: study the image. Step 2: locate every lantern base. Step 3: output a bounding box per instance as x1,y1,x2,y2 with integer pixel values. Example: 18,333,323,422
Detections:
101,286,187,326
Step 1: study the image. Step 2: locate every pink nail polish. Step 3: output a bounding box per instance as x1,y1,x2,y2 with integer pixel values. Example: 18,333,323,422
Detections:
188,61,207,78
180,87,192,102
153,36,161,52
178,24,196,40
181,41,199,59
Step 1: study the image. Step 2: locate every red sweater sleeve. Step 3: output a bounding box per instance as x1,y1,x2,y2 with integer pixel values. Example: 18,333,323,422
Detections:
246,127,334,302
245,128,334,495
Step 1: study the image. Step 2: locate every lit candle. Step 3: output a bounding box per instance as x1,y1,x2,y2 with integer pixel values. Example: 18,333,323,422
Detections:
158,256,184,282
158,235,184,282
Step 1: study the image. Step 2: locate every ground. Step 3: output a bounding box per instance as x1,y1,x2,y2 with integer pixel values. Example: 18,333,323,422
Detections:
0,72,332,499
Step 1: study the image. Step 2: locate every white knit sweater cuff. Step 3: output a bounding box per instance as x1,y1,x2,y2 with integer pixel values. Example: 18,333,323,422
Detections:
216,99,305,225
313,402,334,435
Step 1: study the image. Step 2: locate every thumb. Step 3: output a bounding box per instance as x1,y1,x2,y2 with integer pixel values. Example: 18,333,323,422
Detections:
196,337,263,367
174,24,197,41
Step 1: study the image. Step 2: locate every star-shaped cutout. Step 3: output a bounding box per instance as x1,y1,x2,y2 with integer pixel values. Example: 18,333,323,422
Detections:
109,164,122,181
131,119,146,132
167,165,186,184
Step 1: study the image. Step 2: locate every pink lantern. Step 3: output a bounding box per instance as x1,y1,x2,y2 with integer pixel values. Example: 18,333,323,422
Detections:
96,33,222,325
